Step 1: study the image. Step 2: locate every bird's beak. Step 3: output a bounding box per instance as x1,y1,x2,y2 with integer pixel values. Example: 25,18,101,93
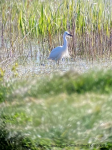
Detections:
68,33,73,37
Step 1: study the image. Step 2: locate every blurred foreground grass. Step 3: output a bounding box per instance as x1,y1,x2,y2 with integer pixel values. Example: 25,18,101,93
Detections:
0,69,112,149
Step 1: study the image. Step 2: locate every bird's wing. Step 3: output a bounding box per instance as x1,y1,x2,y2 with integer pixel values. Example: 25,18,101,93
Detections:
51,46,63,52
48,46,63,60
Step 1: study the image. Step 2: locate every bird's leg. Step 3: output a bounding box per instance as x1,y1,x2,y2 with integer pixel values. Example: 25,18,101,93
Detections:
56,60,59,68
53,61,56,69
62,58,65,67
57,60,59,66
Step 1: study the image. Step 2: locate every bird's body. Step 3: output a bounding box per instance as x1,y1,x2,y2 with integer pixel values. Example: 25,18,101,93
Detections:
48,31,72,64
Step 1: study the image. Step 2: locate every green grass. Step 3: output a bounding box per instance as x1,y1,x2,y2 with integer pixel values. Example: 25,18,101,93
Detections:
28,69,112,98
0,69,112,149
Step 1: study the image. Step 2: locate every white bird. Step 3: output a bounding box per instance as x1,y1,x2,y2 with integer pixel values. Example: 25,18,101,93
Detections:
48,31,73,65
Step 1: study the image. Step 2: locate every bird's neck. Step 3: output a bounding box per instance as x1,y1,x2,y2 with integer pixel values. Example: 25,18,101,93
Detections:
63,35,67,50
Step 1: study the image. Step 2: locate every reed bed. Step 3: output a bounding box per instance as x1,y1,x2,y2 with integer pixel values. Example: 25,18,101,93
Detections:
0,0,112,63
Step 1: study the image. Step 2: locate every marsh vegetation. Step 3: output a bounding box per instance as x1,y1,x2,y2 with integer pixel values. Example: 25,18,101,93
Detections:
1,0,112,62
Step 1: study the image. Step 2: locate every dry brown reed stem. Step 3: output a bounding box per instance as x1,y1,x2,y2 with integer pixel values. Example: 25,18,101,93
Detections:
68,29,112,61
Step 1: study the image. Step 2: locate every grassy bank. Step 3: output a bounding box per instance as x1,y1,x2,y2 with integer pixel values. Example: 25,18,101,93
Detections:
0,69,112,149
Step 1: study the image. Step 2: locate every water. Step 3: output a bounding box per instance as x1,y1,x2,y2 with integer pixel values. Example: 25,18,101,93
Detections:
3,54,112,81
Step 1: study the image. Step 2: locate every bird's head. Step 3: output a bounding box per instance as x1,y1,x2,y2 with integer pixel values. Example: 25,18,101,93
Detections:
64,31,73,38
